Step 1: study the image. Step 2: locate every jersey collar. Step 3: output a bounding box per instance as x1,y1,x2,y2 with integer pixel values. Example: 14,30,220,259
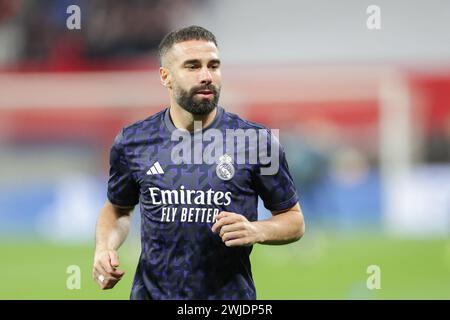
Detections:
163,106,224,134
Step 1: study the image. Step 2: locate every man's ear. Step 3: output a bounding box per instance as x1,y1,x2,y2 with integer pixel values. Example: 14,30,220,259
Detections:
159,66,172,89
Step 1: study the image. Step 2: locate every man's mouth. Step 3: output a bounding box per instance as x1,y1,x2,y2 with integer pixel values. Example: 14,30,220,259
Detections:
195,90,214,98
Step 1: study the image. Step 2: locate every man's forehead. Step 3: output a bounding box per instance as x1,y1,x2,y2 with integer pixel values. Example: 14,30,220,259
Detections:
168,40,219,62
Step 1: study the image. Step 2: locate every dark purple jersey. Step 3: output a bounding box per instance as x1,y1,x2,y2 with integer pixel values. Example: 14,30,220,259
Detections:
107,106,299,300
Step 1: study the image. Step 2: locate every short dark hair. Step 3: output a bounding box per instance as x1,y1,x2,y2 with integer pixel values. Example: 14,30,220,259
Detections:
158,25,218,66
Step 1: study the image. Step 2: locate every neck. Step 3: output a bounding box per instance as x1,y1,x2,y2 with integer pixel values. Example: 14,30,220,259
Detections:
169,103,217,132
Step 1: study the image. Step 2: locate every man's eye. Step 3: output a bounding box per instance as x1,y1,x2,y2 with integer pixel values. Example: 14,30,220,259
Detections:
186,65,197,69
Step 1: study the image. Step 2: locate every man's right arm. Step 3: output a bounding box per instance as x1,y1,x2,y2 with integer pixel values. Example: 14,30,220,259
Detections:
92,200,134,290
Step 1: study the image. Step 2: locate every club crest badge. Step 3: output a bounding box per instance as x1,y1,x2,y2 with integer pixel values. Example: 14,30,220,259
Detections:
216,154,235,181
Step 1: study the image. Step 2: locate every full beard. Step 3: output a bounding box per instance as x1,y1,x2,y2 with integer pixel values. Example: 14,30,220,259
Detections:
174,84,221,116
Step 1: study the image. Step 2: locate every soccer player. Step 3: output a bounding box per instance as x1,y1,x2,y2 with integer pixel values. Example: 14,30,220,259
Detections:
93,25,305,299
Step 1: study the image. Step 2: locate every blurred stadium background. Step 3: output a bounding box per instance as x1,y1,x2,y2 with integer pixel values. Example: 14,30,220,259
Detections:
1,0,450,299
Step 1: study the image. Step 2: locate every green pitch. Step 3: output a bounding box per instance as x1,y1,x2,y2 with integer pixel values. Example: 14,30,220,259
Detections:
1,231,449,299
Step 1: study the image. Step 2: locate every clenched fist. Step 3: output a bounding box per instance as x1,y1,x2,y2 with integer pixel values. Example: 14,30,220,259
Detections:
211,211,263,247
92,249,125,290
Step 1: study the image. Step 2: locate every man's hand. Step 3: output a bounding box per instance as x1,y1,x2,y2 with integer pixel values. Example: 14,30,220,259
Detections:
92,249,125,290
211,211,263,247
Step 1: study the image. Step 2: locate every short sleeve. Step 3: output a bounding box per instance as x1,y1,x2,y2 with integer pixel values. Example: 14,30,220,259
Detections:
252,130,299,212
107,129,139,207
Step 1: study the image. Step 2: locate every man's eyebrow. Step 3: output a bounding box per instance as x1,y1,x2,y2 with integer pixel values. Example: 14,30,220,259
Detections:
209,59,221,65
182,59,201,65
182,59,221,65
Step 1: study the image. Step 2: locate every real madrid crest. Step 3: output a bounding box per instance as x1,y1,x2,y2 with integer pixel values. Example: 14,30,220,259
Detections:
216,154,235,181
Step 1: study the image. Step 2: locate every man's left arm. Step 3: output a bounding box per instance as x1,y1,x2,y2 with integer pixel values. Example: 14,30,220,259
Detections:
211,203,305,247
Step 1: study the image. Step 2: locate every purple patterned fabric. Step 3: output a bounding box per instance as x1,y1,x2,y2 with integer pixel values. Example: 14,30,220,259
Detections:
107,106,299,300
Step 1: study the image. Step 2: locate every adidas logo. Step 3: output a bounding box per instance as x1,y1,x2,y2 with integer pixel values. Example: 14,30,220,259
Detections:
146,161,164,175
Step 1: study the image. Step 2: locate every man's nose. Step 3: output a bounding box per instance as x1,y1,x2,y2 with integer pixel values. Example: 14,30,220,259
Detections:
199,67,212,84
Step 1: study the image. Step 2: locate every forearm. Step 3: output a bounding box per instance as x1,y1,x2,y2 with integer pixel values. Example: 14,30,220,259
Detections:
95,201,133,252
253,209,305,245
